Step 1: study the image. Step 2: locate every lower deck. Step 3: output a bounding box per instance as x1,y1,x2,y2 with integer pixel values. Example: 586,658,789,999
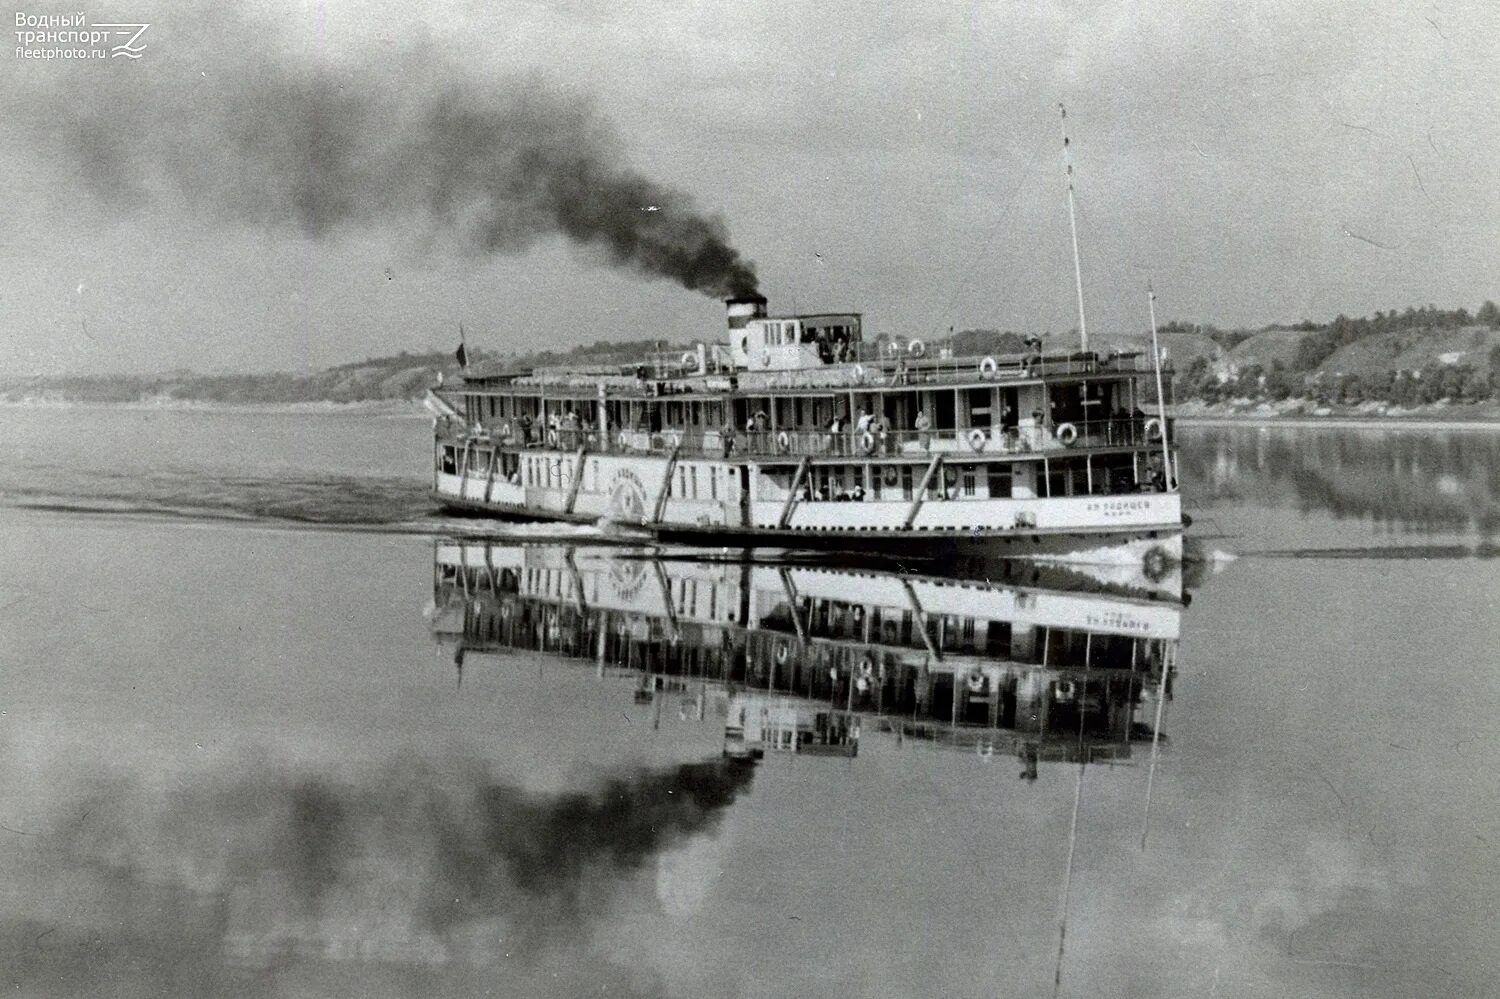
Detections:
433,441,1183,560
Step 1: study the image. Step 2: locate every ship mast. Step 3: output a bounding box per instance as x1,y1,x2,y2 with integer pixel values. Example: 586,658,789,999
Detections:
1146,284,1175,489
1060,104,1089,353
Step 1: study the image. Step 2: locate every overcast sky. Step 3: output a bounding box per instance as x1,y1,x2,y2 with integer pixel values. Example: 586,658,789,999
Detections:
4,0,1497,375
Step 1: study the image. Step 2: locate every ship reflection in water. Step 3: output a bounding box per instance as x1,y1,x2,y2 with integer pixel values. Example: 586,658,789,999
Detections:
430,543,1183,777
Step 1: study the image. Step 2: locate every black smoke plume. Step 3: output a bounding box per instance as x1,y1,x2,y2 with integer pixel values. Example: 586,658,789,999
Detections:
4,755,756,994
15,13,759,298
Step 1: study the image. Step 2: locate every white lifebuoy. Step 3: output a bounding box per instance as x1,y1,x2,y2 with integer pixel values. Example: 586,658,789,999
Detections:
775,640,790,664
860,430,877,455
908,339,926,358
852,364,865,383
776,430,791,454
885,341,900,356
1144,417,1164,441
979,356,998,378
680,351,696,368
1056,422,1078,446
667,429,683,449
967,670,987,693
967,428,987,452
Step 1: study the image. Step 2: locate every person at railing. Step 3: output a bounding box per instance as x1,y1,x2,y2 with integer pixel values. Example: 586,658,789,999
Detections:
854,406,874,439
749,409,769,452
828,412,846,455
720,421,736,458
517,411,534,446
914,408,932,450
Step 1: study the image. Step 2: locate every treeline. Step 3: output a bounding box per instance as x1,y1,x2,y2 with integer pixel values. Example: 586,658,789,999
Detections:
1291,303,1500,371
1175,301,1500,406
0,338,694,405
1190,356,1498,406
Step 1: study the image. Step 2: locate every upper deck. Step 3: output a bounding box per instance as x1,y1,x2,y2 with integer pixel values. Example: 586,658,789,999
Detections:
435,295,1178,474
455,293,1168,396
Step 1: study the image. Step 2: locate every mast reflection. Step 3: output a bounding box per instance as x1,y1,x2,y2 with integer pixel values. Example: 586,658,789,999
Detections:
430,543,1183,775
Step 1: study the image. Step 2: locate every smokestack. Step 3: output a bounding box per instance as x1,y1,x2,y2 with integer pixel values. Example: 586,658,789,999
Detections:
725,293,768,330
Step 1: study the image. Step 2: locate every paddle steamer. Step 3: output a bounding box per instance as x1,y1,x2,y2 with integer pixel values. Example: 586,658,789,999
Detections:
429,293,1183,563
429,541,1181,767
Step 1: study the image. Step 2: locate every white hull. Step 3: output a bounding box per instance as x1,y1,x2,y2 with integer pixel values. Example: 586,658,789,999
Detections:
434,448,1182,563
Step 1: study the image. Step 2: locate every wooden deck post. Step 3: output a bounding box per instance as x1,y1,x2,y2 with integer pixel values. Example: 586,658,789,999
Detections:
778,456,811,530
652,559,680,640
563,447,588,515
901,579,942,662
903,453,944,529
650,444,682,525
777,567,809,644
485,448,499,503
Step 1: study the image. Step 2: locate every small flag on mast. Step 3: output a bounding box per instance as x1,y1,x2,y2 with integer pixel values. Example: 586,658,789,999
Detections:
455,323,468,369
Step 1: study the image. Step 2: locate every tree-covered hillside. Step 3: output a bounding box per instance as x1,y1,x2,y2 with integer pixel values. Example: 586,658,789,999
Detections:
1173,302,1500,408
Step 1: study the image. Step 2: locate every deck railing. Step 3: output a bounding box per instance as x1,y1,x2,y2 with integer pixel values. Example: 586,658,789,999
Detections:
634,345,1162,388
440,414,1173,461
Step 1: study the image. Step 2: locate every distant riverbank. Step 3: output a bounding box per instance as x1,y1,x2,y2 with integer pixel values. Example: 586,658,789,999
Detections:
0,397,426,416
1172,398,1500,430
1177,414,1500,432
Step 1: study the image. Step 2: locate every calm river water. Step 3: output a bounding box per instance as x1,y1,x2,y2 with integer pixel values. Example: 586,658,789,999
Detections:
0,406,1495,997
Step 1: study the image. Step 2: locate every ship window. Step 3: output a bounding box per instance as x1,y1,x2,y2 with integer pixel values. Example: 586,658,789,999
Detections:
961,465,977,497
901,465,914,500
709,467,718,500
440,446,457,475
689,466,699,498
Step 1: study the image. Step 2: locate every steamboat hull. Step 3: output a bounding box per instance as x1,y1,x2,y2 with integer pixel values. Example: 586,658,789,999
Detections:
430,454,1183,566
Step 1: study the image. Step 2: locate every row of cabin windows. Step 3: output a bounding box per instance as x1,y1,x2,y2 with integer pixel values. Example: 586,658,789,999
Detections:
798,463,1013,501
512,455,726,502
461,448,1141,501
670,464,726,500
762,321,799,346
462,380,1142,435
792,455,1147,501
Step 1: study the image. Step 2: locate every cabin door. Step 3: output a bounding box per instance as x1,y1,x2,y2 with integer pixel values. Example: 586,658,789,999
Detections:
738,467,751,527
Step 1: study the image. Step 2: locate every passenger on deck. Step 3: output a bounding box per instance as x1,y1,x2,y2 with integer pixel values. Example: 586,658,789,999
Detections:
752,409,769,451
914,409,932,450
873,415,893,455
